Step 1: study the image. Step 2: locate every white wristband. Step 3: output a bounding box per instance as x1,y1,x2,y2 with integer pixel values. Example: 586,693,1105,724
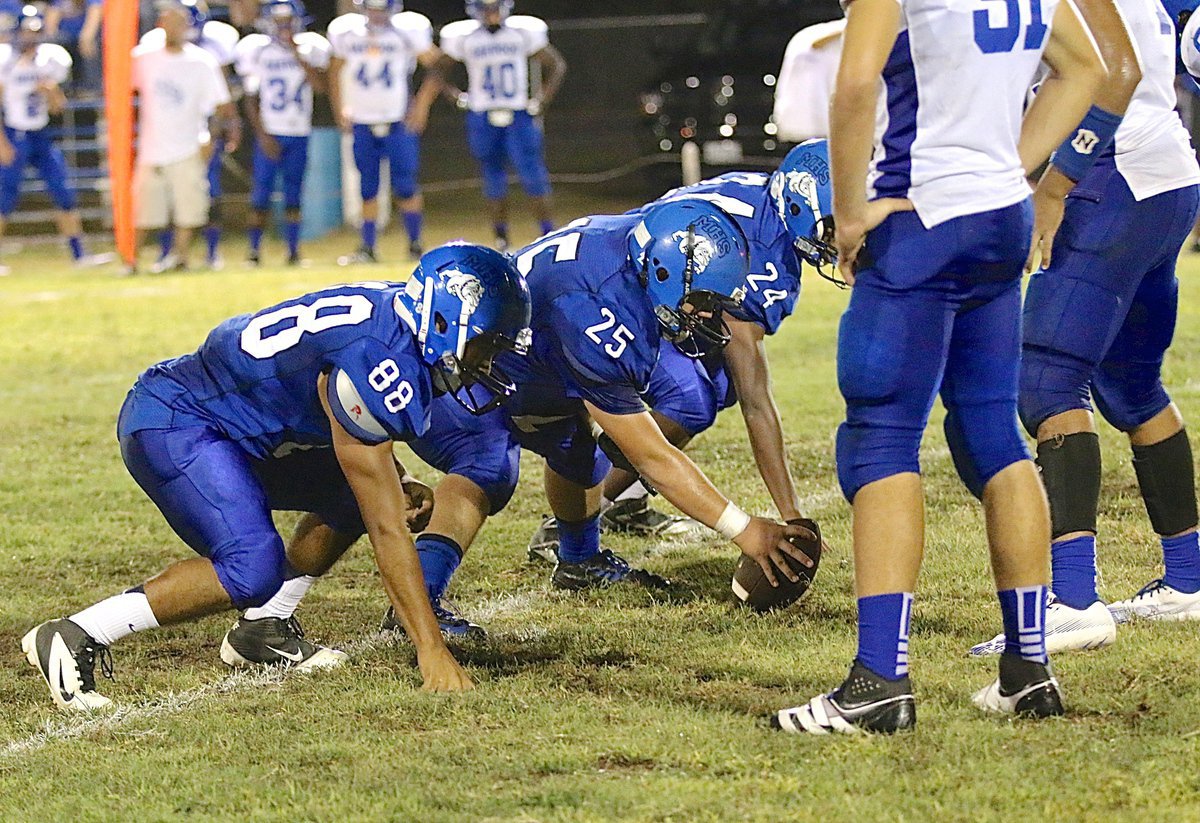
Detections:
714,502,751,541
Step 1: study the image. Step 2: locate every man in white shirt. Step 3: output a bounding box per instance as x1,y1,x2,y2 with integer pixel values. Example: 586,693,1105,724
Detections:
235,0,329,266
130,0,238,273
327,0,442,264
0,5,108,273
438,0,566,250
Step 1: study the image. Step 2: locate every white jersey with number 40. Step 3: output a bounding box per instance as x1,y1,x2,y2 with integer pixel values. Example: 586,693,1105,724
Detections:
235,32,331,137
439,16,548,112
327,11,433,125
865,0,1062,228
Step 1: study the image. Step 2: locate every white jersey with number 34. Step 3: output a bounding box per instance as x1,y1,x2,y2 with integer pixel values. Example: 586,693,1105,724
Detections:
865,0,1061,228
235,32,331,137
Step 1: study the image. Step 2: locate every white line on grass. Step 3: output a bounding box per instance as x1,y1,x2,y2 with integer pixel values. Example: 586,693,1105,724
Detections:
3,590,546,760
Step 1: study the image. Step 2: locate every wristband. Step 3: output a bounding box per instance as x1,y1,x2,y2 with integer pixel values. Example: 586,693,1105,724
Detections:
714,502,751,541
1050,105,1121,183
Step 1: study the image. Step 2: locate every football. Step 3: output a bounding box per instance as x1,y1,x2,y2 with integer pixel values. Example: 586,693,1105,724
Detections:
731,517,823,613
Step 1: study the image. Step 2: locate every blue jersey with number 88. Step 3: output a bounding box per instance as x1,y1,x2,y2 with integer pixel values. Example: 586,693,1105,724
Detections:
118,283,433,458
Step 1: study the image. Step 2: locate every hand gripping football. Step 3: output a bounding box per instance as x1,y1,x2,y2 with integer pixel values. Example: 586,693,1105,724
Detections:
731,517,823,613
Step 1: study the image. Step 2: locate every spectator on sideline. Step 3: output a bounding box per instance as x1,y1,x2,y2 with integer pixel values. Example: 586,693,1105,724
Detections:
46,0,103,92
129,0,238,273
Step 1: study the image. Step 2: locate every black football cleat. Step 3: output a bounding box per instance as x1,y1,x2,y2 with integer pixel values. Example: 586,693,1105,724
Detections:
973,654,1064,718
600,496,700,538
773,661,916,735
337,247,378,266
381,599,487,640
551,549,671,591
22,619,114,712
220,615,347,671
527,515,560,565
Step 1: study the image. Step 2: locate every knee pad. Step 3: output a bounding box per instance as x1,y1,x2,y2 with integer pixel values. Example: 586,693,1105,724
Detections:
835,421,921,502
1092,365,1170,433
1035,432,1100,538
943,402,1031,500
1018,344,1094,436
211,533,286,609
456,445,521,515
479,159,508,201
1132,428,1199,536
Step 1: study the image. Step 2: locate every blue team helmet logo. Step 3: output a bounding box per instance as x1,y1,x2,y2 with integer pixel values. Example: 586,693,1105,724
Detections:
628,200,749,358
468,0,514,22
394,242,532,415
770,139,840,285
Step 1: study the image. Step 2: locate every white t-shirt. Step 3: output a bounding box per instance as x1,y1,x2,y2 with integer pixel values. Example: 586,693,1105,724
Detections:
1115,0,1200,199
865,0,1060,228
773,19,845,142
141,19,240,67
327,11,433,125
235,32,331,137
132,41,231,166
0,43,71,131
439,15,548,112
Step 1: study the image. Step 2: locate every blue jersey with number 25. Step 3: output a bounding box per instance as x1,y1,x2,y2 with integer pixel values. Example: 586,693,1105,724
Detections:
501,215,661,418
118,282,433,458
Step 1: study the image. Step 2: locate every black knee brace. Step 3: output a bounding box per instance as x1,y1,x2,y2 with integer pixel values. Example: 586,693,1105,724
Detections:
1132,428,1199,536
1036,432,1101,539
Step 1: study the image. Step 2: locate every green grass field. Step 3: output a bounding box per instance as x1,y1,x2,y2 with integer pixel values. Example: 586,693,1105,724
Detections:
2,189,1199,821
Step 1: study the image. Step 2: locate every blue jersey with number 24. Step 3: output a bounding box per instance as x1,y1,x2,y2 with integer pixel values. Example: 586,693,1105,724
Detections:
117,282,433,458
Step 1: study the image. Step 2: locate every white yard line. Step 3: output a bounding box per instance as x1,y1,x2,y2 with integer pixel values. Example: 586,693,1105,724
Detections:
3,591,546,760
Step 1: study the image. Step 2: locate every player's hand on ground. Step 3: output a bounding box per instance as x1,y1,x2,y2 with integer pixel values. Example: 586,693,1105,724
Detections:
260,133,282,161
834,198,912,286
417,644,475,692
733,517,816,587
401,477,435,533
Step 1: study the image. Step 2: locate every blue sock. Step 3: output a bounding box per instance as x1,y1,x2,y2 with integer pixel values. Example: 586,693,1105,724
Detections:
557,516,600,564
999,586,1048,664
67,236,83,260
1162,531,1200,593
158,228,174,260
205,226,220,260
248,226,263,254
855,592,913,681
361,220,376,251
1050,535,1099,609
539,219,554,235
416,534,463,601
403,211,422,244
284,221,301,258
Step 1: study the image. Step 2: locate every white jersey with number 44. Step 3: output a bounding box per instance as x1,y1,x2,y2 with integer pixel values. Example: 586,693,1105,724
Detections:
0,43,71,131
327,11,433,125
235,32,331,137
439,16,548,112
865,0,1062,228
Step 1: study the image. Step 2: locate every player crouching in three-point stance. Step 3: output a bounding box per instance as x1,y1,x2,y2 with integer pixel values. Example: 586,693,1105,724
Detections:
499,200,815,592
22,243,531,711
773,0,1105,734
972,0,1200,655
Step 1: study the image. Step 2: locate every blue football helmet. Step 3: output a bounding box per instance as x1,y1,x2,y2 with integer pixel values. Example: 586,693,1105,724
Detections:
356,0,401,15
468,0,514,24
258,0,308,38
627,200,749,358
770,139,839,285
394,243,532,415
15,4,44,50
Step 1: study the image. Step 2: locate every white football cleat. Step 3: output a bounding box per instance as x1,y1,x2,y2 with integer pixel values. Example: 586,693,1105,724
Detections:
22,619,114,712
1108,579,1200,623
973,668,1064,718
73,253,115,269
969,597,1116,656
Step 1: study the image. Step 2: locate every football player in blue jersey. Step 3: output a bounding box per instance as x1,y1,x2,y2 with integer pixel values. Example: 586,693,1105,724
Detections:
21,243,531,711
527,141,836,561
501,199,817,591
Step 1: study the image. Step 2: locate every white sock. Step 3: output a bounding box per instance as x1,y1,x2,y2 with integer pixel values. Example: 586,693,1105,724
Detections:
243,575,317,620
613,481,650,504
70,591,160,647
